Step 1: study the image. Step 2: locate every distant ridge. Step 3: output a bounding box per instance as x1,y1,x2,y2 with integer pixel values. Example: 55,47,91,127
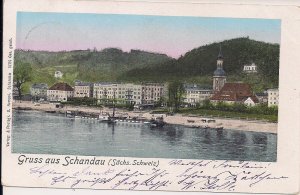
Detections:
14,37,279,93
120,37,279,91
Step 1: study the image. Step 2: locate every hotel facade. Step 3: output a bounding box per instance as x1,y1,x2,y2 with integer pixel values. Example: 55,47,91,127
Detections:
93,82,166,105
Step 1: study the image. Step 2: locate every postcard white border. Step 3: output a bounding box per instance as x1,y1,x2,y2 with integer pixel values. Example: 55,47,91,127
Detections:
2,0,300,194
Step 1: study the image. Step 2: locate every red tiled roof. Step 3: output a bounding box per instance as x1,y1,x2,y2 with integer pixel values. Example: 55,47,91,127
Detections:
211,83,258,103
49,82,73,91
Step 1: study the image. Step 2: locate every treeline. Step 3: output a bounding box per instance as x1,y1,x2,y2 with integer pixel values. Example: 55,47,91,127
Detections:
15,48,172,82
62,97,136,110
199,100,278,116
14,37,279,93
76,48,173,82
121,37,280,90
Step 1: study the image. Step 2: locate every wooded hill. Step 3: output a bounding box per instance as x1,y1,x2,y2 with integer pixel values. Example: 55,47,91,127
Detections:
15,37,279,93
121,37,280,92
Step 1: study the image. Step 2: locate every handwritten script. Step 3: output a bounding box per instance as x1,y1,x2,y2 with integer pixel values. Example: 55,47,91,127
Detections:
28,159,288,191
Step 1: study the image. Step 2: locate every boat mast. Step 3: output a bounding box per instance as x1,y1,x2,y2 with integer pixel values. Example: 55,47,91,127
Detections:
112,89,116,118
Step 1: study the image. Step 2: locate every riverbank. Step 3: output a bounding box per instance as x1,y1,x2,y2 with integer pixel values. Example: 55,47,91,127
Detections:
12,101,277,134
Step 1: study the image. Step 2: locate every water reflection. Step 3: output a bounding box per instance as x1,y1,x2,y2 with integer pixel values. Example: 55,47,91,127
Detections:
12,110,277,162
252,134,268,145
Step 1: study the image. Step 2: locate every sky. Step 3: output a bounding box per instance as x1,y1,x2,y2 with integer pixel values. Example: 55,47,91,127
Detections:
16,12,281,58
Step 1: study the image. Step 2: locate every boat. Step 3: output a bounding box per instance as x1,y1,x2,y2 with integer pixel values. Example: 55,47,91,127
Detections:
98,115,111,122
45,110,56,113
107,118,117,124
66,110,75,118
149,117,166,128
100,91,117,124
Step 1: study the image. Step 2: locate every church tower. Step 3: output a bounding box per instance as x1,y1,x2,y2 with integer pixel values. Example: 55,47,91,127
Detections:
213,46,226,92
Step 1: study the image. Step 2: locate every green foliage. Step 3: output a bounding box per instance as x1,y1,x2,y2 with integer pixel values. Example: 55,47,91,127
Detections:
179,108,278,122
13,61,33,98
167,81,185,112
180,100,278,122
121,37,279,91
65,97,98,106
14,48,171,93
15,37,279,94
64,97,137,111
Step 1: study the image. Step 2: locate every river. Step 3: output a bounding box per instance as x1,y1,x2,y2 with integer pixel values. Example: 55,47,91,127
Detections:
12,110,277,162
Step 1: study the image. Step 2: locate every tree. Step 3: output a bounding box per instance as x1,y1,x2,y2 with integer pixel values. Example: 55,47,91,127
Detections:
167,81,185,112
202,99,214,109
13,61,32,99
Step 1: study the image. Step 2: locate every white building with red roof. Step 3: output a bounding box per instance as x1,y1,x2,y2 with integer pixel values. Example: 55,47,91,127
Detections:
210,83,259,106
47,82,74,102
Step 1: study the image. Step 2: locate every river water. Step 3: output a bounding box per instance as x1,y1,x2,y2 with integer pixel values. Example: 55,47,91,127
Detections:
12,110,277,162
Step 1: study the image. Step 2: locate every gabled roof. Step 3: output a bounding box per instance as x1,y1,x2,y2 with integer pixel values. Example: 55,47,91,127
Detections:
74,80,93,87
31,83,48,89
211,82,258,103
184,84,212,91
49,82,73,91
242,96,259,103
255,92,268,97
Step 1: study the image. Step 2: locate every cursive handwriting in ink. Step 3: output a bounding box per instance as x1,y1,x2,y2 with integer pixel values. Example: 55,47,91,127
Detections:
27,160,289,192
30,164,66,177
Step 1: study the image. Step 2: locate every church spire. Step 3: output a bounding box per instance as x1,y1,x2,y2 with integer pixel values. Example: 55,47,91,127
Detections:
217,45,223,60
213,44,226,92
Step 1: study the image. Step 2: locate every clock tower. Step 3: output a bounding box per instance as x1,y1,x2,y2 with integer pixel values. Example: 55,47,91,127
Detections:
213,46,226,92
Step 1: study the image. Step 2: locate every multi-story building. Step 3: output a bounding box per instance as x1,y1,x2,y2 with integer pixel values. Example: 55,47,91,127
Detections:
267,88,279,107
141,83,166,104
30,83,48,101
119,83,142,105
93,82,165,105
47,82,74,102
93,82,118,102
74,81,93,98
184,84,213,106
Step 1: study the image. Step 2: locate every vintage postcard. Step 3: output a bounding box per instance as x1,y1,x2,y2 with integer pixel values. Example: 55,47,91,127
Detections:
2,0,300,194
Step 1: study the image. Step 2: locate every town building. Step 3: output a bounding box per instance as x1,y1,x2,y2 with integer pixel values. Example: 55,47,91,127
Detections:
210,83,259,106
184,84,213,106
255,92,268,104
213,46,226,92
13,82,20,99
47,82,74,102
93,82,165,105
267,88,279,107
30,83,48,101
93,82,118,101
54,71,63,79
243,63,257,73
141,83,166,104
74,80,93,98
120,83,143,104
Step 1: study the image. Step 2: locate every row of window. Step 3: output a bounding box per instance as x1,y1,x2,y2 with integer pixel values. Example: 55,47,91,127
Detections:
269,97,278,100
75,90,90,93
269,92,279,95
187,91,211,94
48,90,73,94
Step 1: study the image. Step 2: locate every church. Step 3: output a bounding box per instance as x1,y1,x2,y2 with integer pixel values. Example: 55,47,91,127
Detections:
210,46,259,106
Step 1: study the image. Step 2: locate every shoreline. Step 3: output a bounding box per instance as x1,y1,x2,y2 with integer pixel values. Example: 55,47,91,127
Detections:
12,101,277,134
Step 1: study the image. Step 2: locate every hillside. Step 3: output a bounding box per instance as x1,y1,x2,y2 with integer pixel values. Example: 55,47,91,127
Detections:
14,48,172,92
120,37,280,92
15,37,279,93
